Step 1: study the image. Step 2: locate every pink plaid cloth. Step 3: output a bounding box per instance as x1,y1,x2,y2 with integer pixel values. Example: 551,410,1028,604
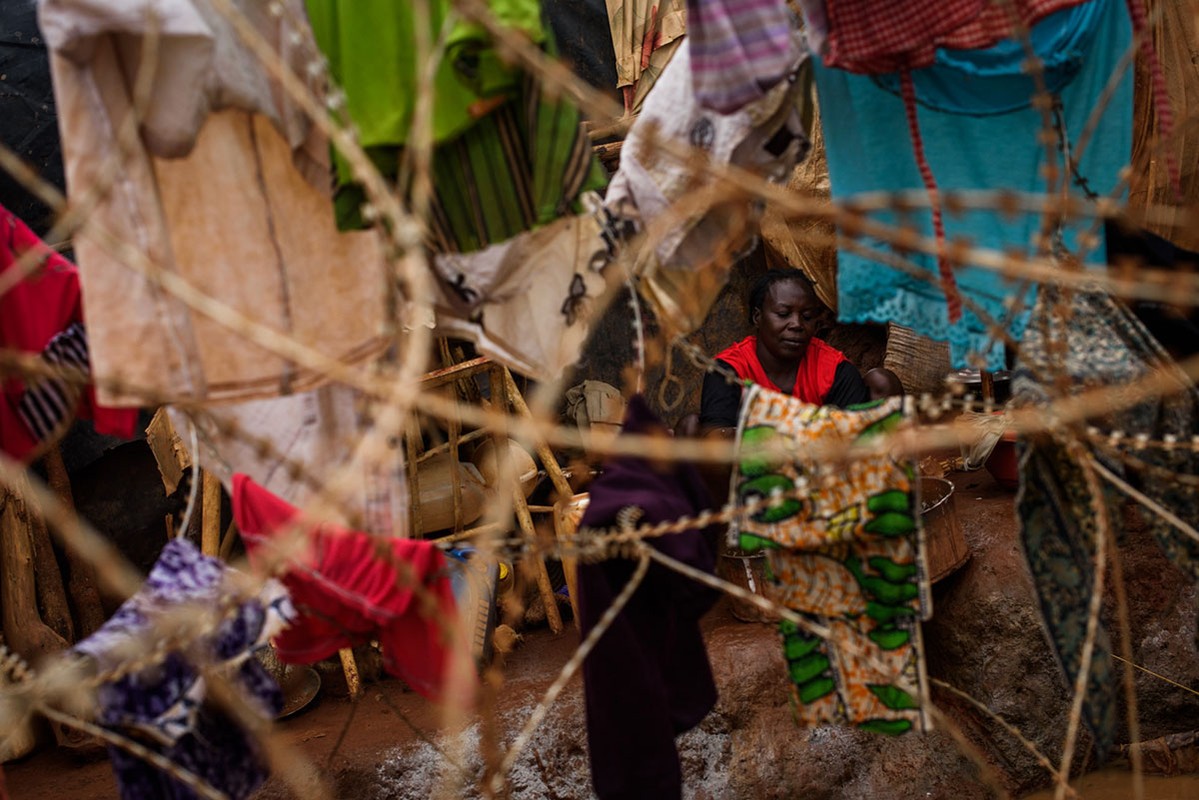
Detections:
687,0,797,113
823,0,1087,74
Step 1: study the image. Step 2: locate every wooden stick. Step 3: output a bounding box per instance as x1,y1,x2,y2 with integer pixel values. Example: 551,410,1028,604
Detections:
449,402,463,534
405,415,424,538
219,519,239,562
44,446,104,638
493,366,562,634
504,371,580,627
513,488,562,635
0,481,69,661
338,648,362,698
503,372,572,500
201,471,222,558
28,509,73,643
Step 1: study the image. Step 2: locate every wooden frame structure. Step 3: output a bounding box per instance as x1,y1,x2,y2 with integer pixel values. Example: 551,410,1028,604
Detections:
406,354,581,634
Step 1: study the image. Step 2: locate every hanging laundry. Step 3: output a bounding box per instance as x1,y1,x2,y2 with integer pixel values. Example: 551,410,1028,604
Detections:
606,0,687,114
545,0,619,91
792,0,829,55
606,35,813,334
232,475,458,700
74,539,294,800
818,0,1086,75
733,387,930,734
168,383,408,537
39,0,391,407
686,0,795,113
1013,284,1199,761
306,0,608,249
815,0,1132,369
0,204,136,458
578,395,720,800
431,196,630,380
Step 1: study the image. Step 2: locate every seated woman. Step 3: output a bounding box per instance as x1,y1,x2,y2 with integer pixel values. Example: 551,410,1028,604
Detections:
699,269,870,433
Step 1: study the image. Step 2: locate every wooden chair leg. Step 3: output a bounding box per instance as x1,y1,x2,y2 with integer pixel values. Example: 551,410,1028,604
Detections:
492,366,562,635
512,488,563,635
503,371,582,628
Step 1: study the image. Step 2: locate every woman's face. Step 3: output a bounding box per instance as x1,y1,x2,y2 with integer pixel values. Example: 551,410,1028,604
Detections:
753,280,825,365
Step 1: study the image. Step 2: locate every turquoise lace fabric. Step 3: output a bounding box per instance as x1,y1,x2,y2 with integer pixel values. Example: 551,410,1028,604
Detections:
813,0,1131,369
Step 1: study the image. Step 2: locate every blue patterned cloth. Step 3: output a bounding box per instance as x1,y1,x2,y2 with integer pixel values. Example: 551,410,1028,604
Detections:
75,540,293,800
1014,285,1199,760
814,0,1131,369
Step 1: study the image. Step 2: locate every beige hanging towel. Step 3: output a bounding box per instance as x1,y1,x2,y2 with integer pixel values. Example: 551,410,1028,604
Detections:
606,0,687,112
40,0,391,407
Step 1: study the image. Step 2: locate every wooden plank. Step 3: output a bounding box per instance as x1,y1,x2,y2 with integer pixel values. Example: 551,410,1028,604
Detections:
144,408,190,495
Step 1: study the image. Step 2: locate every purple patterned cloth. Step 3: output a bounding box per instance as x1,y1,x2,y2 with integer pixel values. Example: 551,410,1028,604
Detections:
75,539,292,800
686,0,797,112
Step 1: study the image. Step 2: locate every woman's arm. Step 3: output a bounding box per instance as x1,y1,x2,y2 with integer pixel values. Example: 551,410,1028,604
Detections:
824,361,872,408
699,363,743,432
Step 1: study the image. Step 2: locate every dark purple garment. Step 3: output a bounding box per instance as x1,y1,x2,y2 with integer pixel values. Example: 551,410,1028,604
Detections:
578,396,720,800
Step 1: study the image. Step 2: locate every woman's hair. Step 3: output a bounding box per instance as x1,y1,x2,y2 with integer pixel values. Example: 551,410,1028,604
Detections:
747,269,818,324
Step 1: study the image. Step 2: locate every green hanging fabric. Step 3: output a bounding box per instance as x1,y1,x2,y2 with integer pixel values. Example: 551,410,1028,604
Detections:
306,0,607,249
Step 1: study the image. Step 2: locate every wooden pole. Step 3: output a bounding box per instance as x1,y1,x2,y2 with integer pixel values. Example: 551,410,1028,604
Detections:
339,647,362,698
0,482,69,661
504,371,581,627
494,366,562,634
219,519,239,561
201,471,222,558
405,415,424,537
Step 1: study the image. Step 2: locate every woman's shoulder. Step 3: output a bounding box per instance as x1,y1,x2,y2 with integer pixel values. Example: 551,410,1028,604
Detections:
715,334,757,362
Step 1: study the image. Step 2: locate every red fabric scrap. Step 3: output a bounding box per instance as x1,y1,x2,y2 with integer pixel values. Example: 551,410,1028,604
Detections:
0,205,137,458
232,474,458,700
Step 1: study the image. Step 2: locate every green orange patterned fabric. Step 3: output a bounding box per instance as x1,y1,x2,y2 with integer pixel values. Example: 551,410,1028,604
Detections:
734,386,930,734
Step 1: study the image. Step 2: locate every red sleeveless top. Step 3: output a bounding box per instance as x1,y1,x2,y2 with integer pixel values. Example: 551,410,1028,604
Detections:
715,335,846,405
